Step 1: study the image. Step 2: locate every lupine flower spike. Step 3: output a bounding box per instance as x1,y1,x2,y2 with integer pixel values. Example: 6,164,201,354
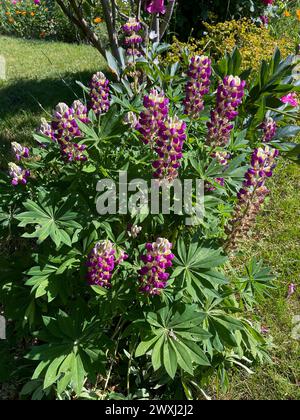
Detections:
51,102,87,162
207,76,246,148
87,240,128,288
122,17,143,57
152,116,187,183
139,238,174,295
137,89,169,146
226,146,279,251
89,72,110,116
260,117,277,143
184,55,212,118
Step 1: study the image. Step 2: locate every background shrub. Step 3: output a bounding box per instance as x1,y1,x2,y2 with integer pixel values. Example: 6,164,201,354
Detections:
0,0,77,42
167,19,294,72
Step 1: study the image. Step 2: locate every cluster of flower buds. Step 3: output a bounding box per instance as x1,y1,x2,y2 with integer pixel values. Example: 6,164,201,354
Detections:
8,162,30,186
36,118,55,142
137,89,169,146
152,116,187,182
11,142,29,161
72,100,90,124
89,72,110,115
260,117,277,143
205,151,231,192
225,146,279,251
184,55,212,118
122,17,143,57
87,240,128,288
211,150,231,166
9,140,30,186
51,102,88,162
128,224,142,238
207,76,246,148
51,102,81,142
139,238,175,295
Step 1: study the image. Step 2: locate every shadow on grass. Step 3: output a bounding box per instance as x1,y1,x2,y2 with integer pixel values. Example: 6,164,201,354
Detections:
0,69,105,168
0,70,97,121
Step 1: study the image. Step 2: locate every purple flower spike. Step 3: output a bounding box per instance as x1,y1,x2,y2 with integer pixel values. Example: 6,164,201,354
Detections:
153,116,187,182
137,89,169,146
260,117,277,143
87,240,127,288
184,55,212,118
207,75,246,147
89,72,110,116
139,238,174,295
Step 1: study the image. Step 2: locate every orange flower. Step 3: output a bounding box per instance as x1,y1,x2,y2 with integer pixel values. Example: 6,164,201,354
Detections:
94,17,103,24
297,10,300,21
284,10,291,17
31,12,35,17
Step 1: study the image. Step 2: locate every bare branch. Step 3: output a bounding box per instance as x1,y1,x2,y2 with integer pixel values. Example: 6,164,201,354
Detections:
101,0,122,63
56,0,106,57
159,0,177,41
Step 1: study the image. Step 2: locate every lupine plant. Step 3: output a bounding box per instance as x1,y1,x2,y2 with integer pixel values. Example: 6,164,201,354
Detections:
0,42,300,400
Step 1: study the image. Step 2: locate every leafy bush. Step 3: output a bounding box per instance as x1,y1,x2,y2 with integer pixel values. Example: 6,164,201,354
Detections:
0,0,76,41
0,41,299,400
167,19,294,72
173,0,271,40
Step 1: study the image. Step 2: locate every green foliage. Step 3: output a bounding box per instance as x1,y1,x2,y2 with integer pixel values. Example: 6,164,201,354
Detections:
167,19,294,73
0,43,299,400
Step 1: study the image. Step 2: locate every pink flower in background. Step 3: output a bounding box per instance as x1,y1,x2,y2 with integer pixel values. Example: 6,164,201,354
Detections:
261,0,274,5
146,0,166,14
288,283,296,298
281,93,299,107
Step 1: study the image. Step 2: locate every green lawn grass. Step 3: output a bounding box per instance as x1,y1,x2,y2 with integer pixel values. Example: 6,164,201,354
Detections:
0,35,299,400
220,160,300,400
0,35,105,168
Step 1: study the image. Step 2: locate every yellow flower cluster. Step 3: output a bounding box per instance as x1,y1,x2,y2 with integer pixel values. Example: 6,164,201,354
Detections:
167,19,294,73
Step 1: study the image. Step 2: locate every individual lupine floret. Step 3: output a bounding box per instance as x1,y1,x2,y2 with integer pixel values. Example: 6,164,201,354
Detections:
86,240,128,288
136,89,169,146
138,238,175,295
122,17,142,34
89,72,110,116
225,146,279,251
128,224,142,238
260,117,277,143
184,55,212,118
207,76,246,148
152,116,187,182
8,162,30,186
11,142,29,161
72,100,90,124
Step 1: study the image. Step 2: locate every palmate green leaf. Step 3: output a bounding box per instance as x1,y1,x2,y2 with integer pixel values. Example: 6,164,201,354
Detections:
173,240,228,299
15,196,82,248
139,305,211,378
